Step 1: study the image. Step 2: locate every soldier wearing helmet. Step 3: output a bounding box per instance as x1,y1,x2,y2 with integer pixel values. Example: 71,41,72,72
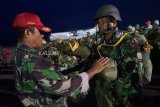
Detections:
82,4,144,107
152,19,160,31
127,25,133,32
153,19,159,25
95,4,121,39
145,19,160,49
128,25,153,85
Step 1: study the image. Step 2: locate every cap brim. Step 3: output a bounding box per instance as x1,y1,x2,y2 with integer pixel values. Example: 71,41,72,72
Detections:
37,26,52,33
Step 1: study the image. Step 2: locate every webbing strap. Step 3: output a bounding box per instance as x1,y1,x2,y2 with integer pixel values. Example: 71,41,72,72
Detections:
97,32,129,57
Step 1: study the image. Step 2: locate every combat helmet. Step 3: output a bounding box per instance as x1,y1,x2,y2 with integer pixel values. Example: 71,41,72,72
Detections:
95,4,122,22
127,25,133,30
153,19,159,25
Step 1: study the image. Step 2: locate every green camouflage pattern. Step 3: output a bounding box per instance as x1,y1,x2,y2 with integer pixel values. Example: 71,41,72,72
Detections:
130,32,153,83
15,43,83,107
50,39,91,60
90,30,144,106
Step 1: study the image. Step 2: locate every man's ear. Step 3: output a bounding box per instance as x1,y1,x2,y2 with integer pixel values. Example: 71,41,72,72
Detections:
24,29,31,38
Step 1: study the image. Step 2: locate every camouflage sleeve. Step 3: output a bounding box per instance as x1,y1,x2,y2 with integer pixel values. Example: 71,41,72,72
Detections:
31,54,85,97
16,45,88,97
122,35,143,75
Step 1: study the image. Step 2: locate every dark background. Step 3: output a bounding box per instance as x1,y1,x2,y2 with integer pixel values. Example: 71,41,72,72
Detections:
0,0,160,106
0,0,160,45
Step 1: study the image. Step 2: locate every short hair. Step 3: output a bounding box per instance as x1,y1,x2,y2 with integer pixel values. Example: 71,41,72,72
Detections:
13,27,36,42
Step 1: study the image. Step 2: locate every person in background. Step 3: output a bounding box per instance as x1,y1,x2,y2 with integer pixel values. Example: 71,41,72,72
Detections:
127,25,153,84
144,20,153,35
152,19,160,31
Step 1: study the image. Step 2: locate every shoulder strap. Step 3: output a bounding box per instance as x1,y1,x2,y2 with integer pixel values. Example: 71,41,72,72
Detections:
97,32,129,57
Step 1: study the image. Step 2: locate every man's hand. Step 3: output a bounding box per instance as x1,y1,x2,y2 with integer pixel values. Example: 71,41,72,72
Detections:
87,57,109,79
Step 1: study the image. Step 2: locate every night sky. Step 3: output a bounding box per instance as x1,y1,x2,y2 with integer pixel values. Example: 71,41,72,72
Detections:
0,0,160,45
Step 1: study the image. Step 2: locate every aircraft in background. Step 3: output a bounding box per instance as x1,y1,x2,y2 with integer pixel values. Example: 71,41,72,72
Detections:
49,26,97,41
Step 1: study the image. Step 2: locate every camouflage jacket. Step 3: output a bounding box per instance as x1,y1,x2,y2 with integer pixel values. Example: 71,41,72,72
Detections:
93,30,144,103
15,44,88,107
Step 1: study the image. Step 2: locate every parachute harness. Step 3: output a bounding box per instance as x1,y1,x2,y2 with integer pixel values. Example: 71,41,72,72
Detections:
97,32,129,57
64,40,79,52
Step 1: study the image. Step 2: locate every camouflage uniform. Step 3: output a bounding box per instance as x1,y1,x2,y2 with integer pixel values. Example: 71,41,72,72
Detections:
78,36,95,48
145,25,160,49
78,4,144,107
15,43,89,107
130,31,153,83
89,30,144,106
51,39,91,61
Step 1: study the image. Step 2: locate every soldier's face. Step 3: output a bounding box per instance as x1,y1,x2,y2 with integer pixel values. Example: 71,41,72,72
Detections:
97,16,117,33
26,27,44,48
97,17,108,32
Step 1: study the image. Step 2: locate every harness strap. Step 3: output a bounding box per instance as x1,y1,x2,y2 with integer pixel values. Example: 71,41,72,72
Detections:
97,32,129,57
